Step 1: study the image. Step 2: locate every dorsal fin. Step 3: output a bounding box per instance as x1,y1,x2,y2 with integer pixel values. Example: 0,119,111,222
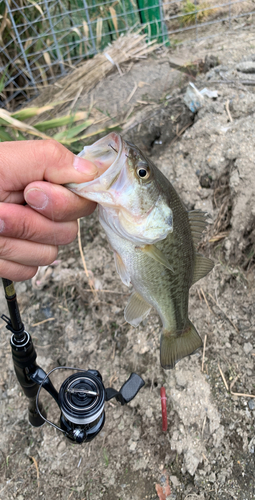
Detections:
188,210,208,247
192,253,214,285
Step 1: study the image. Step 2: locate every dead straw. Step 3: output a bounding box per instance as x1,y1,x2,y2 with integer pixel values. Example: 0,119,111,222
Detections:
218,363,229,391
218,365,255,399
201,334,207,373
200,287,213,314
230,391,255,398
30,456,40,490
225,100,233,122
33,32,159,111
77,219,97,299
31,318,55,327
229,373,240,392
126,82,138,103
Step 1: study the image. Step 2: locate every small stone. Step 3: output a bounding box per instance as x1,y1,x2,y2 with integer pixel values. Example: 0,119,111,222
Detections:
208,472,216,482
243,342,253,355
57,441,66,453
129,441,137,451
67,257,76,265
248,399,255,410
170,475,181,487
145,408,153,418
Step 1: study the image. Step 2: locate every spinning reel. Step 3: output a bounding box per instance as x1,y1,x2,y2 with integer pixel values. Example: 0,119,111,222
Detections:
1,278,145,444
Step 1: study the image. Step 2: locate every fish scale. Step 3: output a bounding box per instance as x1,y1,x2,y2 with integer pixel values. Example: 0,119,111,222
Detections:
66,132,214,369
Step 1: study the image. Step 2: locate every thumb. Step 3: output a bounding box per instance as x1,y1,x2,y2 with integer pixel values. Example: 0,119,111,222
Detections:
0,139,98,194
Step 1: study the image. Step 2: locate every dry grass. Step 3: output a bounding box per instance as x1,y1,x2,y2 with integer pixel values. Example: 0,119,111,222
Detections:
209,170,232,242
31,31,158,110
0,31,159,148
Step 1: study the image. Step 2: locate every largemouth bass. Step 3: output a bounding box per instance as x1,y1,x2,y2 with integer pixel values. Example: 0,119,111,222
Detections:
67,133,214,369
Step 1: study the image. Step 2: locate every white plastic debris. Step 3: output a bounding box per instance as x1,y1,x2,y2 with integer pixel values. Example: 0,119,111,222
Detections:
200,87,218,98
184,82,218,112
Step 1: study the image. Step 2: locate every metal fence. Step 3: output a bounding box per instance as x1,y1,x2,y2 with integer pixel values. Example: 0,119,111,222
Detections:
1,0,254,110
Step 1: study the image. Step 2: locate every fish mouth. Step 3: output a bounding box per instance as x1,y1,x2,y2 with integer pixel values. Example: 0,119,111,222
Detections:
66,133,126,204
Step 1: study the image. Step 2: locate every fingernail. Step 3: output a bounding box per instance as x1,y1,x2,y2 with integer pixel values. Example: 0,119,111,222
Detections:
73,156,98,175
0,219,4,233
25,188,49,210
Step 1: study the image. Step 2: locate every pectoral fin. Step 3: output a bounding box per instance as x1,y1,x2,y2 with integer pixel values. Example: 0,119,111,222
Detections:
124,292,151,327
160,319,202,369
114,252,131,286
192,253,214,285
140,244,174,273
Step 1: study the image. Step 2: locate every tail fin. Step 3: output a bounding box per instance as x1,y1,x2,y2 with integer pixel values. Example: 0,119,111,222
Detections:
160,319,202,369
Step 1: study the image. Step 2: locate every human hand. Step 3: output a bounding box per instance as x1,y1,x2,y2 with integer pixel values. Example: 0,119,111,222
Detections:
0,139,98,281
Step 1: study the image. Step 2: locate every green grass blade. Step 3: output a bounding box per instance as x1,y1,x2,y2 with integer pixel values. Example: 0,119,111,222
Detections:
61,122,122,145
0,67,8,94
35,116,75,131
12,106,54,120
0,127,14,141
34,111,88,132
53,120,92,141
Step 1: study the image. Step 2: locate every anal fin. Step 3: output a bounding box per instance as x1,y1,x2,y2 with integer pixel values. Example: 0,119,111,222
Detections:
160,319,202,369
124,291,151,327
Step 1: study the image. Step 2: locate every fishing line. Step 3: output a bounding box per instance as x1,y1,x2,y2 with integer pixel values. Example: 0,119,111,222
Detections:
109,144,118,153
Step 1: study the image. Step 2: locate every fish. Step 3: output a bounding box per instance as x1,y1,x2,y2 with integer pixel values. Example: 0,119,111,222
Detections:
66,132,214,369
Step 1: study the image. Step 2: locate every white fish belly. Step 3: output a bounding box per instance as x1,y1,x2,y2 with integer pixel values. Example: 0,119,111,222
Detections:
99,210,176,331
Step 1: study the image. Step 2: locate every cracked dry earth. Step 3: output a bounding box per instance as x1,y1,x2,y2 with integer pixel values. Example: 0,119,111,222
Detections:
1,23,255,500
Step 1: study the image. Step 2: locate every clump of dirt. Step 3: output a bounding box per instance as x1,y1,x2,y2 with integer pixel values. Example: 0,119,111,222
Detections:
149,74,255,269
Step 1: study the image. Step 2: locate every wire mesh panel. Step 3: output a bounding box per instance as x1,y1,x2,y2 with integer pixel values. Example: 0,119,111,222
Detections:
0,0,167,109
0,0,254,110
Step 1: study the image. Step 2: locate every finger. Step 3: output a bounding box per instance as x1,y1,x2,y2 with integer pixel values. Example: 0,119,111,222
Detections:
0,260,38,281
24,181,96,221
0,140,98,198
0,203,78,244
3,191,25,204
0,236,58,267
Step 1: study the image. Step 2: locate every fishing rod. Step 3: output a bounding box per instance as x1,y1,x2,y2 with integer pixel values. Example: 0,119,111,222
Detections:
1,278,145,444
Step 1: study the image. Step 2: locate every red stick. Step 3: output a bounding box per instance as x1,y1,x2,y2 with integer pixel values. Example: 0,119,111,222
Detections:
160,386,167,432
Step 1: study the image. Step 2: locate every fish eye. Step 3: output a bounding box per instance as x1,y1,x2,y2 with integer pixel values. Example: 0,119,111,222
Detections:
136,163,150,180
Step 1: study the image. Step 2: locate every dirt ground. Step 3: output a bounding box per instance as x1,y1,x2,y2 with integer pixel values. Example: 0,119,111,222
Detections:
1,21,255,500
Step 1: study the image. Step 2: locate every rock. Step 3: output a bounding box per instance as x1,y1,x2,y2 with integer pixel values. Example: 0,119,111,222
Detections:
170,475,181,487
243,342,253,355
248,399,255,410
129,441,137,451
236,61,255,73
145,407,153,418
